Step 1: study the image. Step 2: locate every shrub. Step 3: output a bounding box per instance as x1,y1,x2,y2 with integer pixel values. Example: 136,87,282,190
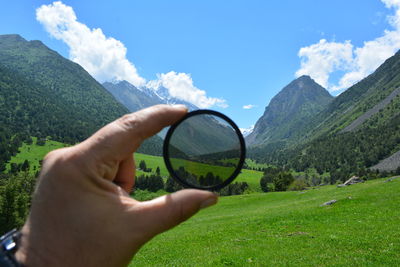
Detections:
288,178,308,191
135,174,164,192
273,172,294,191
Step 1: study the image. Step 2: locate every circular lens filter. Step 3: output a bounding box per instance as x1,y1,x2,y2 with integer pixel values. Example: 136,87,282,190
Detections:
163,110,246,191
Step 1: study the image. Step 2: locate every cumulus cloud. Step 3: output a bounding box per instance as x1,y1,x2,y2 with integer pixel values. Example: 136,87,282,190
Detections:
36,1,226,108
296,0,400,93
36,1,145,86
147,71,227,108
243,104,257,109
296,40,354,89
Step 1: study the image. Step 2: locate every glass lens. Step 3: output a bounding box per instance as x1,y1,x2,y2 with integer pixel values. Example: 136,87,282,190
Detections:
165,111,244,189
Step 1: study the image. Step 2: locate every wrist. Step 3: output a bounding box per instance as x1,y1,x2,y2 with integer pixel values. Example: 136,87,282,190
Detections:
1,229,22,267
14,225,54,267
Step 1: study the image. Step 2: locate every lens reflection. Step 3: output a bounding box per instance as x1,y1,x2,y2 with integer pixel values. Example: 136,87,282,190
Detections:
167,113,241,188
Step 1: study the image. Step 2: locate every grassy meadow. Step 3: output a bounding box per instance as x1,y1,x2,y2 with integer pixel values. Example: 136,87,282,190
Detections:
5,141,264,191
5,137,66,173
131,177,400,266
5,139,400,265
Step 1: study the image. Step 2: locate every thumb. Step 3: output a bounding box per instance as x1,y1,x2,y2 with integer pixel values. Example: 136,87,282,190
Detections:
136,190,218,238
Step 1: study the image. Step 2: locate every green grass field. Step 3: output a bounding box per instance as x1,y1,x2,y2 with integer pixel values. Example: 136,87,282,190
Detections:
5,142,264,191
131,177,400,266
245,158,270,170
5,137,66,173
5,140,400,265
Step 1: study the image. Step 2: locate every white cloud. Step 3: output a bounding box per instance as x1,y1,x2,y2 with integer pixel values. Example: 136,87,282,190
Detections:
243,104,256,109
296,39,354,89
36,1,227,109
147,71,227,109
36,1,145,86
296,0,400,93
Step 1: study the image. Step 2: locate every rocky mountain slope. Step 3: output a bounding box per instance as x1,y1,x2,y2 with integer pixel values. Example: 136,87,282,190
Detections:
249,51,400,174
246,75,333,146
103,80,198,112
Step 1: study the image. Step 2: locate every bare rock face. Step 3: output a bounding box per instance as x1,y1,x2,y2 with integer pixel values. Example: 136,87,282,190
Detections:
344,176,364,185
246,75,333,146
337,176,364,187
321,200,337,206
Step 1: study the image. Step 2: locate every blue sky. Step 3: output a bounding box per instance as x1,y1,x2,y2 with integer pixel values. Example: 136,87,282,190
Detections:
1,0,399,130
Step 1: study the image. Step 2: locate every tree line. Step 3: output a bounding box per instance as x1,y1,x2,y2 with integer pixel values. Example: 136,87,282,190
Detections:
135,166,248,196
0,172,36,233
249,110,400,184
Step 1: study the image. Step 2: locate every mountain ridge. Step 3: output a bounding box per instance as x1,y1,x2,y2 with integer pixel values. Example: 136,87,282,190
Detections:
0,34,168,170
246,75,333,146
0,34,131,170
103,80,199,112
248,50,400,174
2,33,400,176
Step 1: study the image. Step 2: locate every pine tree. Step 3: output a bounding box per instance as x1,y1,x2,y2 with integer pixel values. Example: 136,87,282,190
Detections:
21,159,30,171
139,160,147,171
156,166,160,176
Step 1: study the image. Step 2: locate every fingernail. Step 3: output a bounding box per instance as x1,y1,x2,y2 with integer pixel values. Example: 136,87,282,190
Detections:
200,196,218,210
171,104,187,110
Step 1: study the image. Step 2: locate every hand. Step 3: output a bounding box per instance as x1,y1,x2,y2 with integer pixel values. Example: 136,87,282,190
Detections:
15,105,218,267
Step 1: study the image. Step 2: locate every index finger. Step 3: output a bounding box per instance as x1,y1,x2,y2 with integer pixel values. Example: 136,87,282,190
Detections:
79,104,188,162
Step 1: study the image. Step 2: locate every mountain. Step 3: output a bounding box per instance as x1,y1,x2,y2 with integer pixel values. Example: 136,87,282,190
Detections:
103,81,198,112
152,85,199,110
0,34,128,125
0,34,161,171
305,50,400,138
168,114,240,158
103,81,163,112
249,51,400,175
0,34,130,170
240,125,254,137
246,75,333,146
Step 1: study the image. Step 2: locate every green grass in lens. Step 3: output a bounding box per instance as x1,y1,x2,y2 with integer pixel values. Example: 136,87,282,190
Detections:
171,158,235,178
134,153,263,192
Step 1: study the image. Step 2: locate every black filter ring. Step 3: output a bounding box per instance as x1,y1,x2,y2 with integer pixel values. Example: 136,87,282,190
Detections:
163,109,246,191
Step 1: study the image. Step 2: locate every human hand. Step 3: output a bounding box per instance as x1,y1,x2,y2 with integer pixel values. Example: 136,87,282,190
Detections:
15,105,218,266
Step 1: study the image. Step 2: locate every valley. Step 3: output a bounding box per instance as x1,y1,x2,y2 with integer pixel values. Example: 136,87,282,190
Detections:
3,34,400,191
1,32,400,266
5,138,264,192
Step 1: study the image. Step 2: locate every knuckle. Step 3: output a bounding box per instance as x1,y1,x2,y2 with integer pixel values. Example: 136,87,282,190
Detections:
43,149,63,165
117,113,147,140
118,113,141,130
42,147,77,170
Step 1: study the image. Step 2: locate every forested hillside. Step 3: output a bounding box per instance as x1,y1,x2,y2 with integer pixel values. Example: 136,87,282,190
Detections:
0,34,128,125
307,50,400,138
0,34,126,171
249,50,400,179
0,34,167,171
